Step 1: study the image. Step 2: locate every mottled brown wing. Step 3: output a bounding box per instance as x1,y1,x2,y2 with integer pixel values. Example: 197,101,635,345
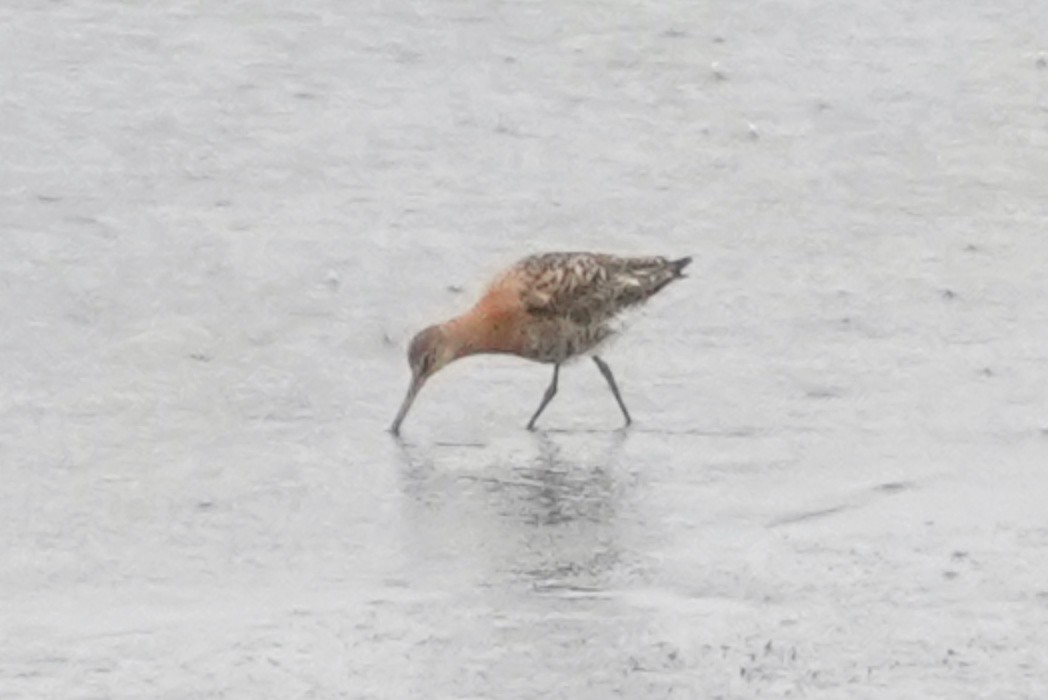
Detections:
518,253,610,325
516,252,687,326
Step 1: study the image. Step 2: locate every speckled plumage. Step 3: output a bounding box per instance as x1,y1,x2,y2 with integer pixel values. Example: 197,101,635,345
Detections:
390,251,690,434
502,252,691,362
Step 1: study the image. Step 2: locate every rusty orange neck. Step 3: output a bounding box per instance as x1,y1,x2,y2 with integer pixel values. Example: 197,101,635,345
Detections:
441,288,520,360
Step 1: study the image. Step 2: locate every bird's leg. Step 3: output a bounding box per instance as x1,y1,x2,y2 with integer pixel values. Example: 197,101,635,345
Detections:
526,364,560,430
592,355,632,427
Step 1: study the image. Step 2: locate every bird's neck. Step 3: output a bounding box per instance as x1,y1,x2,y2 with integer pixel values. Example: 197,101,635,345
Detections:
442,298,516,360
442,312,494,359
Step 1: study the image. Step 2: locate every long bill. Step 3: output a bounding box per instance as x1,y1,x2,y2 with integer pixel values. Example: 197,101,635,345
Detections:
390,374,424,435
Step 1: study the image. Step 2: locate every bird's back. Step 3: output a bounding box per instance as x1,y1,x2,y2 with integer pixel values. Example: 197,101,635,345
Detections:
506,252,691,326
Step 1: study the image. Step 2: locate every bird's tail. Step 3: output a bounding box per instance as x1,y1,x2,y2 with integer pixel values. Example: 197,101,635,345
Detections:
620,255,693,304
650,256,690,294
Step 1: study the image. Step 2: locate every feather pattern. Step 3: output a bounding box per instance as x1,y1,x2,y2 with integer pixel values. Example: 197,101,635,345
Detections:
495,252,691,362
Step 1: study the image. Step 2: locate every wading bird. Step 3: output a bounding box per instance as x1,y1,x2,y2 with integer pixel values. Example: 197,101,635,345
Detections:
390,252,690,434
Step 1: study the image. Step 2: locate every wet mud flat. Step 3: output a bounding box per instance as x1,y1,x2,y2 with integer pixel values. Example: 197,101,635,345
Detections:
2,0,1048,697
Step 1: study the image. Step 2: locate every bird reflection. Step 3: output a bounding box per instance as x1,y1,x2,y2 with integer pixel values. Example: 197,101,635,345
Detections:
508,432,621,527
393,430,633,593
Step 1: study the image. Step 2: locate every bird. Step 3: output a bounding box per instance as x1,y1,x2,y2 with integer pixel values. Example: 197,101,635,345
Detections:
390,252,691,434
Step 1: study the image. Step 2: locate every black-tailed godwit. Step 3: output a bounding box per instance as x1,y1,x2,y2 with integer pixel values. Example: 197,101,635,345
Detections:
390,252,690,434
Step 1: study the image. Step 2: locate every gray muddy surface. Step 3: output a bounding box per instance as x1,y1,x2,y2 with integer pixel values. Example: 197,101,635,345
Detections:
2,0,1047,697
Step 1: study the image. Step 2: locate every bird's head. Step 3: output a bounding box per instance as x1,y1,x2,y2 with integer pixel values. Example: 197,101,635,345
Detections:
407,324,453,382
390,324,454,434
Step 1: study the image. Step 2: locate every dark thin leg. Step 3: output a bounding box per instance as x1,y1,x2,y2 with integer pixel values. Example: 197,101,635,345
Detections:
592,355,632,427
527,364,560,430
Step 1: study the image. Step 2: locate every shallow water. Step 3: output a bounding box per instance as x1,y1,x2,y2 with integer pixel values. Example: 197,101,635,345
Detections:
2,0,1048,697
